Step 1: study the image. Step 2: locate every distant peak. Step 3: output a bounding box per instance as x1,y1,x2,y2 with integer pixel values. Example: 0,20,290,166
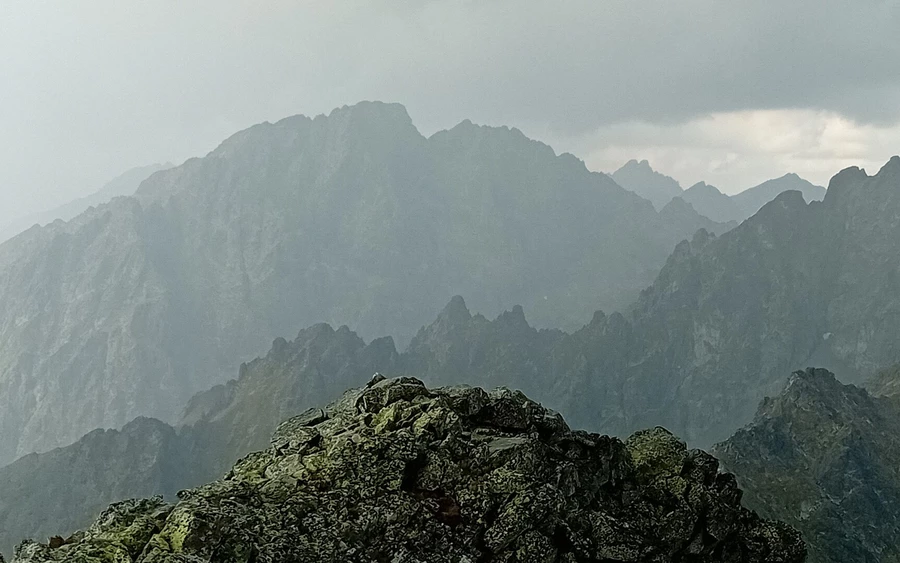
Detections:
620,159,654,172
769,189,807,208
497,304,528,326
785,367,840,392
438,295,471,324
878,155,900,175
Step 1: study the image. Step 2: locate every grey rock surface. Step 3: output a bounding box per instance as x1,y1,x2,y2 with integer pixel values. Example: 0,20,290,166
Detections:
12,377,805,563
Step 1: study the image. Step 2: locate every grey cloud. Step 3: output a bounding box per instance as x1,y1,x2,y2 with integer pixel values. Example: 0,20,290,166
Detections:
0,0,898,216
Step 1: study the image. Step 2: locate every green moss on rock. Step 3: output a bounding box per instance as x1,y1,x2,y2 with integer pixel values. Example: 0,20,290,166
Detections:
14,377,805,562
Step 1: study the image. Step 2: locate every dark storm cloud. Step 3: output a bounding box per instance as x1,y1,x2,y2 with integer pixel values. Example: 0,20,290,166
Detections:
0,0,898,215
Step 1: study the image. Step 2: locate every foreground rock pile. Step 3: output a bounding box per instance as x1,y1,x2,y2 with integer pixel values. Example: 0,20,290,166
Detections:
12,376,805,562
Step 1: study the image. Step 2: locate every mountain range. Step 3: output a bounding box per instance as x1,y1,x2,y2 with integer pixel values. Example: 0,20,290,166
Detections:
2,101,899,561
611,158,827,222
0,102,732,467
6,153,900,552
0,163,171,244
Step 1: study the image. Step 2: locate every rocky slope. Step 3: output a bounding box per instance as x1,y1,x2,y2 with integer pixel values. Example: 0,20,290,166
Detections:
0,324,397,555
11,377,805,563
176,150,900,451
0,163,170,244
714,368,900,563
0,102,727,465
409,157,900,448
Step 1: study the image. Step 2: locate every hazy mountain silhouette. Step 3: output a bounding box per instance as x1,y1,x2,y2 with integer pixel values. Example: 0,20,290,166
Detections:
0,163,171,244
0,102,727,466
611,160,826,222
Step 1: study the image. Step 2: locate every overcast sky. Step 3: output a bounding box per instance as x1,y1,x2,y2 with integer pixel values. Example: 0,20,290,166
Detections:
1,0,899,219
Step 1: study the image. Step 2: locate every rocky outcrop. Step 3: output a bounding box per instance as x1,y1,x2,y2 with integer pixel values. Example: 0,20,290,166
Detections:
12,377,805,563
714,368,900,563
0,102,729,466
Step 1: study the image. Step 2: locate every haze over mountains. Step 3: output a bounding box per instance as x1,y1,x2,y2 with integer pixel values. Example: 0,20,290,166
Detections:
0,163,171,244
2,154,900,560
611,158,827,222
1,101,898,562
0,102,732,467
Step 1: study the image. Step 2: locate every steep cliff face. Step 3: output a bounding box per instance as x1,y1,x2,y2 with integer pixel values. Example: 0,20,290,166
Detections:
411,159,900,446
714,368,900,563
11,377,805,563
0,102,726,466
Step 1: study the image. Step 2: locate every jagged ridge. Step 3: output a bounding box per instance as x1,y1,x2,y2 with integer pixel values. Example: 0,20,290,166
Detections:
12,377,804,563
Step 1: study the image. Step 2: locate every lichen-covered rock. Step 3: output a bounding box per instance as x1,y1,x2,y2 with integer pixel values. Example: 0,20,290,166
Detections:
14,377,805,563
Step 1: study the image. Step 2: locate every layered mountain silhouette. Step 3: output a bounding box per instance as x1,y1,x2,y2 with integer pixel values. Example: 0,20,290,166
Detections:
609,159,684,210
611,159,826,221
3,153,899,553
400,157,900,447
0,163,171,244
0,324,399,554
0,102,730,466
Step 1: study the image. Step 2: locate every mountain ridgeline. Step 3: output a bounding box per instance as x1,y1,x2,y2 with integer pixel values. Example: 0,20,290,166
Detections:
611,158,826,222
401,157,900,448
0,163,171,244
0,102,729,465
0,324,400,554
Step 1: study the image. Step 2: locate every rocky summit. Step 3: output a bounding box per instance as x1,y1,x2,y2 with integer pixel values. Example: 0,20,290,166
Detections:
12,377,804,563
714,368,900,563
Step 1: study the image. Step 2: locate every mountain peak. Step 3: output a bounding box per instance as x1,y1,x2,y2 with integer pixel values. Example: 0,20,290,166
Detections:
611,159,683,210
438,295,471,324
17,377,805,562
878,155,900,176
619,158,655,172
715,368,900,562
